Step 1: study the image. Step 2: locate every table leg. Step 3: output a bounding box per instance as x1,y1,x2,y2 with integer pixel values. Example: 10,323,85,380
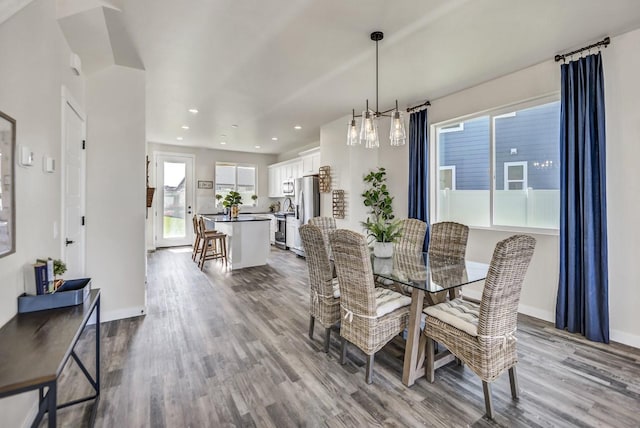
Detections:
47,381,57,428
402,288,424,386
95,295,101,396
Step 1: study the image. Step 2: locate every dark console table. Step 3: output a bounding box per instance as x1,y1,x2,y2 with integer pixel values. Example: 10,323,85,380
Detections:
0,289,101,427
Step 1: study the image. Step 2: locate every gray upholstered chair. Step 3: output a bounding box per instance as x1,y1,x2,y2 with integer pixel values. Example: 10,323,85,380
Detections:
422,234,536,419
329,229,411,384
299,224,341,353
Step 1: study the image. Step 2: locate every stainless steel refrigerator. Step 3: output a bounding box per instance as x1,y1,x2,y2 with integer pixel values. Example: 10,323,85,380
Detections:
291,175,320,257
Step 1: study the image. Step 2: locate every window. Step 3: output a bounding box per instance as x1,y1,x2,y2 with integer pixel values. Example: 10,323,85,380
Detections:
439,166,456,190
215,163,256,206
434,98,560,230
504,161,527,190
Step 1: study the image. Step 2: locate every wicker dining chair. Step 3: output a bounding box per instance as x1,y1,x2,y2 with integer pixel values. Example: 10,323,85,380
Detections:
388,218,427,293
309,216,336,260
329,229,411,384
422,234,536,419
426,221,469,304
395,218,427,252
299,224,341,353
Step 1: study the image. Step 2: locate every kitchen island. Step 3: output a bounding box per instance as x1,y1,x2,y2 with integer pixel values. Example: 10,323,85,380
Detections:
201,214,271,270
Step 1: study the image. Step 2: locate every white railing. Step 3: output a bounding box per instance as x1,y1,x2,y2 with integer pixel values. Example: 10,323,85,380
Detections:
438,189,559,229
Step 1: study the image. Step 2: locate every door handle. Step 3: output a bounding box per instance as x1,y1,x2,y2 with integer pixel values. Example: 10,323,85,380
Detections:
65,238,75,246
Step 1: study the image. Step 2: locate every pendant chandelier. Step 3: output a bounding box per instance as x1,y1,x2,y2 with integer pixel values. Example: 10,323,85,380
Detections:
347,31,407,148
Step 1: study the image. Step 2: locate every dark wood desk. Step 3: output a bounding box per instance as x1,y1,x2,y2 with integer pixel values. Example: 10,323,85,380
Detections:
0,289,101,427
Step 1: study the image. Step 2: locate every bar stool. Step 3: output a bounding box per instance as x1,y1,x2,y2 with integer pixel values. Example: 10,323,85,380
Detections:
191,215,201,261
197,217,227,270
193,215,216,262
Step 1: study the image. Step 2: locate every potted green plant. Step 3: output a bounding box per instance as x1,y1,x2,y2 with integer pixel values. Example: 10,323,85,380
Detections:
53,259,67,289
251,194,258,206
223,191,243,218
360,167,402,258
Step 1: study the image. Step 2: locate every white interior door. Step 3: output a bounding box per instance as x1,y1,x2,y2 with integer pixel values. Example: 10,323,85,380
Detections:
62,95,86,278
155,153,195,247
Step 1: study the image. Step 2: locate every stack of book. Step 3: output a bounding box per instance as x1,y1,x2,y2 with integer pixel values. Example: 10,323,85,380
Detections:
32,262,49,295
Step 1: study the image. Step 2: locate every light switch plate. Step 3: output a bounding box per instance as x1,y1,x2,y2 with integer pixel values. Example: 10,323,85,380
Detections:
43,156,55,173
18,145,34,167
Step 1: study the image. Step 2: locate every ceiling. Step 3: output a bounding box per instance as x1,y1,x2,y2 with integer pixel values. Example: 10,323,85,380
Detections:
6,0,640,154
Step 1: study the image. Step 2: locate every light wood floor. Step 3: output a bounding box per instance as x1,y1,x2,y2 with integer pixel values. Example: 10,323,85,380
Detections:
49,247,640,427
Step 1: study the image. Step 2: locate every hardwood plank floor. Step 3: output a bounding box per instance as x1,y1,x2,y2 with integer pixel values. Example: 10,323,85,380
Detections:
48,247,640,427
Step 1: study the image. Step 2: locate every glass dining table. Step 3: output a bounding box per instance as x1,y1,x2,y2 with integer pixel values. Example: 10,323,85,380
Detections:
371,250,489,386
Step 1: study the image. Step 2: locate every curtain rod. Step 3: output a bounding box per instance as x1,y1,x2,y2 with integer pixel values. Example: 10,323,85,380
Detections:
406,100,431,113
554,36,610,62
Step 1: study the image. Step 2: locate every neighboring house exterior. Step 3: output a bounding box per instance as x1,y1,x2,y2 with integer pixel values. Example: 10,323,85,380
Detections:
438,101,560,191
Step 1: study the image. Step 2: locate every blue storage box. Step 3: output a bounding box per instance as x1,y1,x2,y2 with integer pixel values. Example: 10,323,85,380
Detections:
18,278,91,313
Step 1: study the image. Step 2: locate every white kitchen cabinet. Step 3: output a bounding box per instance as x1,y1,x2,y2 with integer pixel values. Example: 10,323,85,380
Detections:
265,214,276,244
286,217,296,249
311,152,321,172
292,160,302,179
300,149,321,175
268,166,281,197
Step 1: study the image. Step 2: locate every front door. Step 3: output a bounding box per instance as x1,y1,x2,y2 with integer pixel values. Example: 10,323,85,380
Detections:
155,153,195,247
62,94,86,278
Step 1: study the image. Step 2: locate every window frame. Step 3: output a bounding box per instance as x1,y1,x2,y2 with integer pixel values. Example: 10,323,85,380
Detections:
214,162,258,207
430,93,560,235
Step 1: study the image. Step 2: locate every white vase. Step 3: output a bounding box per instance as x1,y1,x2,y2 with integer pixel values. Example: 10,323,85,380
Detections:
373,242,393,258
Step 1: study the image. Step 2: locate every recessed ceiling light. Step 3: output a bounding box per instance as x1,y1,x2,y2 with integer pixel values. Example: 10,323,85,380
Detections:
294,125,302,130
181,125,189,130
271,137,278,141
176,137,183,141
220,141,226,145
255,145,261,149
231,124,238,129
188,108,198,114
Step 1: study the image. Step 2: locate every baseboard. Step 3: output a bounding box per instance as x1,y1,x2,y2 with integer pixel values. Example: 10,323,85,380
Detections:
87,305,147,325
21,400,38,428
517,303,554,323
610,329,640,349
463,290,639,349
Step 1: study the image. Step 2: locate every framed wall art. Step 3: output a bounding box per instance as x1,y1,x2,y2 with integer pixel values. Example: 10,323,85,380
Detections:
198,180,213,189
0,110,16,258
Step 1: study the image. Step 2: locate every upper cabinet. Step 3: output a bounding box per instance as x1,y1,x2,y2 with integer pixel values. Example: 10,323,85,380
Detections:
267,147,320,197
268,166,281,197
300,148,321,176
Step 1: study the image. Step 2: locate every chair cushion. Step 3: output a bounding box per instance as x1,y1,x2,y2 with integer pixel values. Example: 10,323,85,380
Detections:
375,288,411,317
331,278,340,298
423,298,479,337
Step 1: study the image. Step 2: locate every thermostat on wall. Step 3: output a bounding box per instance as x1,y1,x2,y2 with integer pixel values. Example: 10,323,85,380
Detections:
18,145,34,167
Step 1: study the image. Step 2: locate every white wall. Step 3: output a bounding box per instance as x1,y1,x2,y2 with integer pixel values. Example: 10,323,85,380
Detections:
86,65,147,321
320,117,378,233
0,0,85,425
601,28,640,347
320,30,640,347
